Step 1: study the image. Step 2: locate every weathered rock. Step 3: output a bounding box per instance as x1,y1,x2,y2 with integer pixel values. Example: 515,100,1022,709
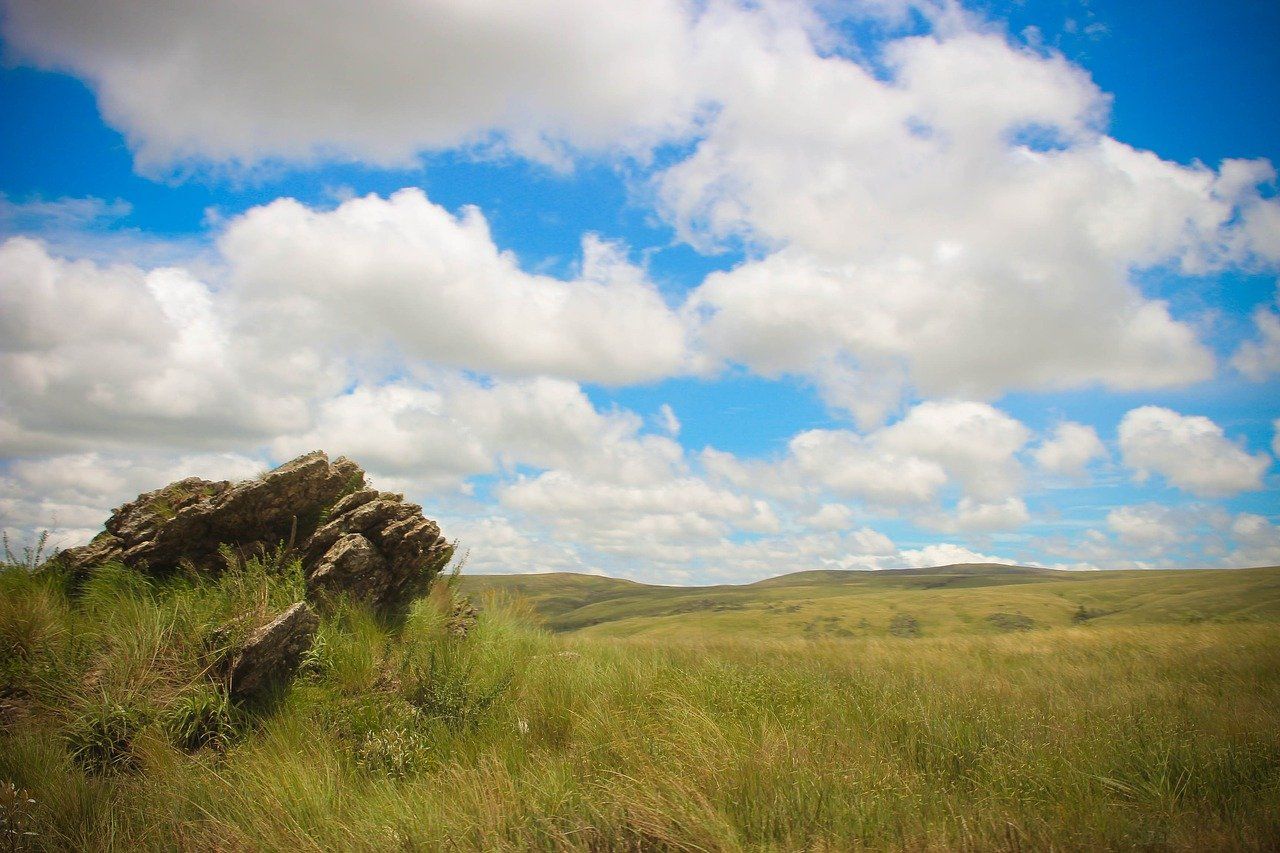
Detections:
57,451,452,614
225,602,318,700
57,477,234,576
303,488,453,611
308,533,389,601
58,451,364,576
446,597,479,638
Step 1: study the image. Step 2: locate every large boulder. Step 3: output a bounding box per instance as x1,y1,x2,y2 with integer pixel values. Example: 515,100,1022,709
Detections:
57,451,454,613
225,602,318,700
303,488,454,611
59,451,364,577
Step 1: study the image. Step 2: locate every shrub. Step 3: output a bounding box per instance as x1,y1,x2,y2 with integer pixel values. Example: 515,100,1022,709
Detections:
355,727,433,779
400,650,509,730
163,685,239,752
986,611,1035,631
64,697,149,774
0,781,37,852
889,613,921,637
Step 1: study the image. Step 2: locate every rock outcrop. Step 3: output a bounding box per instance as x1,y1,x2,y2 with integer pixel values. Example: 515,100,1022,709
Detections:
225,602,318,700
303,488,454,611
57,451,453,614
59,452,364,577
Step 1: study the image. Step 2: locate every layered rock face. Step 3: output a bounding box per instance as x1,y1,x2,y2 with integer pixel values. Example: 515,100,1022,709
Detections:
304,488,453,610
56,451,455,701
58,451,453,614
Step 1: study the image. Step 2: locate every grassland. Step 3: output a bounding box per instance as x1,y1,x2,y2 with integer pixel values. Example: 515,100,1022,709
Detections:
461,563,1280,639
2,559,1279,851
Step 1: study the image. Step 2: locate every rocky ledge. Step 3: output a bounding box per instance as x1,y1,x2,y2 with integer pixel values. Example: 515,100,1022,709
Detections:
58,450,454,615
56,451,455,700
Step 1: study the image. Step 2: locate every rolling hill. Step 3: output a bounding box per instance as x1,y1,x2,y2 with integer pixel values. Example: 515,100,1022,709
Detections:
461,562,1280,640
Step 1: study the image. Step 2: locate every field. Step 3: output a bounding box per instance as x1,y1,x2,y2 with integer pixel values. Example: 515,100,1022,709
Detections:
460,563,1280,639
2,559,1279,851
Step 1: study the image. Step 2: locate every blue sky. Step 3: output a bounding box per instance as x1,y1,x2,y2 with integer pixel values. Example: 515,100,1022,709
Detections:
1,0,1278,581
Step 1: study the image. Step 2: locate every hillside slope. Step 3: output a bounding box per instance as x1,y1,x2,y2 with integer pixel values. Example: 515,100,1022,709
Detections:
461,563,1280,639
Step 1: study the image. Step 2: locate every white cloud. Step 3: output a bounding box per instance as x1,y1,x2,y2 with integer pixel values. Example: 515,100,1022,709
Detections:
656,404,681,437
801,503,856,531
877,400,1030,500
664,22,1276,414
716,400,1030,517
1232,289,1280,381
1033,422,1107,477
223,190,690,385
1118,406,1270,497
0,237,325,454
1,0,706,170
789,429,949,506
0,194,132,230
1227,513,1280,567
442,515,585,575
1106,504,1180,548
898,542,1018,568
932,496,1031,532
500,470,780,551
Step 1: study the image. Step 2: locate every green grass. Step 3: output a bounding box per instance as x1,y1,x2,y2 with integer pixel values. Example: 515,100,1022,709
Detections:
1,561,1278,850
460,563,1280,640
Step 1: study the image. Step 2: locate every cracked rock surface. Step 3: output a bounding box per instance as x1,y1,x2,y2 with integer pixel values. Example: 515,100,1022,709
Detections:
225,602,319,700
303,487,454,611
58,451,453,613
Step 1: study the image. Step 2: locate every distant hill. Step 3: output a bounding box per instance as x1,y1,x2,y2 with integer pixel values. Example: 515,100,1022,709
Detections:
461,563,1280,639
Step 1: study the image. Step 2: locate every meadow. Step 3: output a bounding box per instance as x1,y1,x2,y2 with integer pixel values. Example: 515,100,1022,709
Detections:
2,557,1279,851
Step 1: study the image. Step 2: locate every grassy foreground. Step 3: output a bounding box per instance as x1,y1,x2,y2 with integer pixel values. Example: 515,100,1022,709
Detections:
2,560,1279,851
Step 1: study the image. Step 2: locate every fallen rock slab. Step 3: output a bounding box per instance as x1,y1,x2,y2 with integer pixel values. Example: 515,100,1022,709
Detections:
225,602,319,700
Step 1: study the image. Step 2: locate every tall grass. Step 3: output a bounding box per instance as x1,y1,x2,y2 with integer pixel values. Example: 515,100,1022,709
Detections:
1,559,1278,851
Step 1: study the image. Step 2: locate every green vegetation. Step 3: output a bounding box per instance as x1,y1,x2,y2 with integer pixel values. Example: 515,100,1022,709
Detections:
461,563,1280,639
2,559,1279,850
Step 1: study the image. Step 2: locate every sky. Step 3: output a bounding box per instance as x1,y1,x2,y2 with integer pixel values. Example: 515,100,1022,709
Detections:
1,0,1278,582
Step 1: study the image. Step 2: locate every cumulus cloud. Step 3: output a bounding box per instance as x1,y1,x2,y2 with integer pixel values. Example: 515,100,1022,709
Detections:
898,542,1018,568
703,400,1034,538
0,186,695,456
1106,504,1181,548
0,237,326,455
788,429,949,506
1118,406,1270,497
930,496,1031,532
442,515,586,575
7,1,1275,416
500,471,780,551
1232,289,1280,381
224,190,690,384
665,22,1274,414
1033,422,1107,477
0,0,707,169
1228,513,1280,567
801,503,857,531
